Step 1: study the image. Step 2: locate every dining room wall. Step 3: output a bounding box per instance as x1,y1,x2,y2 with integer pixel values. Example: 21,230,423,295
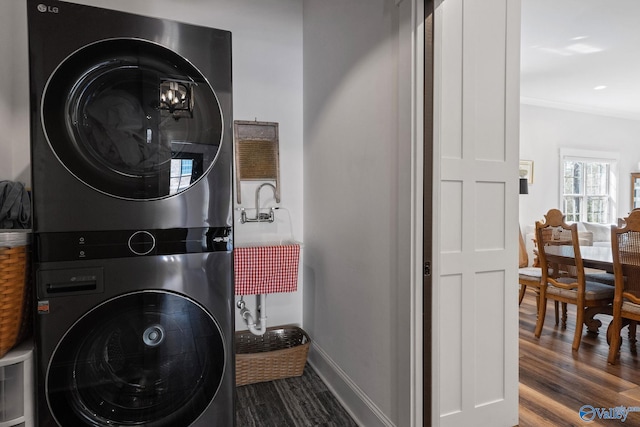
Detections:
519,102,640,235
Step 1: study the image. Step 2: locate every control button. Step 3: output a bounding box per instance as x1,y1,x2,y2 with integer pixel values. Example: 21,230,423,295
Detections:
128,231,156,255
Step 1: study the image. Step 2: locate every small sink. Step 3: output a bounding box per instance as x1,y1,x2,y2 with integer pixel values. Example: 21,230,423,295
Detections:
234,241,301,295
235,239,301,248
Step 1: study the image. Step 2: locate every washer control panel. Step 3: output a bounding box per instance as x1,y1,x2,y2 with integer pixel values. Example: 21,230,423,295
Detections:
128,231,156,255
35,227,232,262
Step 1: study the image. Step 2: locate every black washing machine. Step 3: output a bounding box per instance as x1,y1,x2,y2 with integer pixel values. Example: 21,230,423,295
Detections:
35,250,234,427
28,0,232,231
27,1,234,426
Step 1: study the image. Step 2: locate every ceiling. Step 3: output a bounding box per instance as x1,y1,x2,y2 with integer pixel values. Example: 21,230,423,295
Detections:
520,0,640,120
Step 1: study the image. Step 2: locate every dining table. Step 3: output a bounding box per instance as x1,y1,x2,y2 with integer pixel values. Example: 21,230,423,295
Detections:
543,244,614,335
544,245,613,272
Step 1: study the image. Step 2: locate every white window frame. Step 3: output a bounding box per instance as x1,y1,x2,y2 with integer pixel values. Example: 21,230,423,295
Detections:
559,148,619,224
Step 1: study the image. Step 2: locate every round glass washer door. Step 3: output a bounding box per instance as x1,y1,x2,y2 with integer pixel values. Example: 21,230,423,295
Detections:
42,38,223,200
47,291,225,427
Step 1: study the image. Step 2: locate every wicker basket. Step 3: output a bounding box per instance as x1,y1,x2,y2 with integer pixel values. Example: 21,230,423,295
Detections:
0,231,30,359
235,325,310,386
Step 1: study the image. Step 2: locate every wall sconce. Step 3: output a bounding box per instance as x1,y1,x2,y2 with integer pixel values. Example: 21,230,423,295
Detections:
519,177,529,195
159,79,194,119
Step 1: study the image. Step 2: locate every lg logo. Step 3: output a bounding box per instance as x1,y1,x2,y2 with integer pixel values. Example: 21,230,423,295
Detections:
37,3,59,13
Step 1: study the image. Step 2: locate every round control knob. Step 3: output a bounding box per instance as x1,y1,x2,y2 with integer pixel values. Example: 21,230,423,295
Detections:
128,231,156,255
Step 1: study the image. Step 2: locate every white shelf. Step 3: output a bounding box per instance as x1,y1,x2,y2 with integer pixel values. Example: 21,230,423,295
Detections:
0,341,34,427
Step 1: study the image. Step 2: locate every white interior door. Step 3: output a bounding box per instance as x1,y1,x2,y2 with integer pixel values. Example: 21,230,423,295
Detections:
431,0,520,425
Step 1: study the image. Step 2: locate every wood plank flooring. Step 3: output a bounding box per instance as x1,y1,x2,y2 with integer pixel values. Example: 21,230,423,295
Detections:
519,291,640,426
236,365,358,426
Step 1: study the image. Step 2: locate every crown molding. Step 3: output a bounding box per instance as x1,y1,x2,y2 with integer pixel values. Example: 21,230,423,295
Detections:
520,96,640,121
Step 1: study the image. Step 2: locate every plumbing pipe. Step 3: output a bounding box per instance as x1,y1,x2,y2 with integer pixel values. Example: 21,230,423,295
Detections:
237,294,267,336
240,183,278,223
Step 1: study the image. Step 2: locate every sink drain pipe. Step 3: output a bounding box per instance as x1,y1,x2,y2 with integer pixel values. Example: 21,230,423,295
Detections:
237,294,267,336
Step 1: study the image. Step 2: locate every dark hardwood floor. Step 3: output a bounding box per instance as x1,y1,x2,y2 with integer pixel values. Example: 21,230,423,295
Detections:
236,365,358,426
519,291,640,426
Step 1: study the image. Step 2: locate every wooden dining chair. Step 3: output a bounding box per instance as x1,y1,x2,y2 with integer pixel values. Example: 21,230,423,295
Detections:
519,267,542,306
535,209,614,351
585,218,631,286
518,228,560,322
519,226,542,306
518,224,567,323
607,210,640,364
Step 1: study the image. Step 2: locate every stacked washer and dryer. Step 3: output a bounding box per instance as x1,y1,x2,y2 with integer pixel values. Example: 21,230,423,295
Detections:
27,1,234,426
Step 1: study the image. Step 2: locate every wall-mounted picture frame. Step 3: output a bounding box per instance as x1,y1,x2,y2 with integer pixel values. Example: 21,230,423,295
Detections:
519,160,534,184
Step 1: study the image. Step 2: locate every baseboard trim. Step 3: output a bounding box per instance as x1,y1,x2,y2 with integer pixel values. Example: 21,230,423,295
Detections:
308,343,396,427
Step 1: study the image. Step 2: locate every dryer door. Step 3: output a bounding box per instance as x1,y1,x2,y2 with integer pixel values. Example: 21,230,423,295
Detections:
42,38,224,200
47,291,225,427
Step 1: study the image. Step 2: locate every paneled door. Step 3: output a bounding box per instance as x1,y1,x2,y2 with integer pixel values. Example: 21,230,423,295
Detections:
429,0,520,425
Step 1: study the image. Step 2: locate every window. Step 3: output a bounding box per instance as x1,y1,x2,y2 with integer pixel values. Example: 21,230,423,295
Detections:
560,149,618,224
169,158,195,194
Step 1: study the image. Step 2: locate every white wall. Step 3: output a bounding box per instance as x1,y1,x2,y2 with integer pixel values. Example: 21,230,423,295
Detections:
519,103,640,232
303,1,412,425
0,4,13,180
0,0,29,183
4,0,304,328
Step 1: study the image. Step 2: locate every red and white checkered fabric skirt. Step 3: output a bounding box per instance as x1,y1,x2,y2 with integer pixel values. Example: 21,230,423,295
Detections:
234,244,300,295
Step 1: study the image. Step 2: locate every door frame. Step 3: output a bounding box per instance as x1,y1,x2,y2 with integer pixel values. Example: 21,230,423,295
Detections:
423,0,434,425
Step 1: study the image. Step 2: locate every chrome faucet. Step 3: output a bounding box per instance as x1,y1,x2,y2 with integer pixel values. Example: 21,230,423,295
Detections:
240,183,277,223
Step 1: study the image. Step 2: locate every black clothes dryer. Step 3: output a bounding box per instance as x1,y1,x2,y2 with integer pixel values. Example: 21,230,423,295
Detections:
35,252,234,427
28,0,233,232
27,1,235,426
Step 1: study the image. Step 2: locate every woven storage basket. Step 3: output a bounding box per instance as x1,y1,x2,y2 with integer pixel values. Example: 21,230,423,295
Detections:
236,325,310,386
0,231,30,359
